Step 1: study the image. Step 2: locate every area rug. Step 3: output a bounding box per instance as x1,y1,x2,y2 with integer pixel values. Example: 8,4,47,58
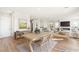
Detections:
16,39,57,52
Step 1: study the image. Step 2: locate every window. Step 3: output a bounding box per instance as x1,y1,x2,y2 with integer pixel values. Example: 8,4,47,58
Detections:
19,19,27,29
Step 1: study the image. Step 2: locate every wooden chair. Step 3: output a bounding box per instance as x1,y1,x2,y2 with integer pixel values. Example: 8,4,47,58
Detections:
34,34,51,47
51,33,69,41
14,31,24,40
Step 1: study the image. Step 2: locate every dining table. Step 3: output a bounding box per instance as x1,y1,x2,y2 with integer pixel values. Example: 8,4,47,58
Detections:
23,32,51,52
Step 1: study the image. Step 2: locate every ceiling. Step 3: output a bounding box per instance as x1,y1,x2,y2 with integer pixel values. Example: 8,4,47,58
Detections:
0,7,79,17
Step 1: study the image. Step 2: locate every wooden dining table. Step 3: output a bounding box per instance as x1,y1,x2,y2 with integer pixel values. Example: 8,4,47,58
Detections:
23,32,51,52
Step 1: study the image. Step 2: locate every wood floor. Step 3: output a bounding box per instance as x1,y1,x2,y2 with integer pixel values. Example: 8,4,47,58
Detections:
53,38,79,52
0,37,29,52
0,37,17,52
0,37,56,52
0,37,79,52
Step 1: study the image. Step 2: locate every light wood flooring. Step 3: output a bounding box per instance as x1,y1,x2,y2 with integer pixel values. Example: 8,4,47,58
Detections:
0,37,79,52
0,37,28,52
53,38,79,52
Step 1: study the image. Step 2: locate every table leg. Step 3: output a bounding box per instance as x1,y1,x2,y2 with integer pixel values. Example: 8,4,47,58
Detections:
28,41,33,52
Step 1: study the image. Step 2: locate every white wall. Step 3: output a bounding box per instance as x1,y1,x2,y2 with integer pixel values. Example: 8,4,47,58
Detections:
0,7,79,38
12,12,31,32
0,13,11,38
0,12,31,38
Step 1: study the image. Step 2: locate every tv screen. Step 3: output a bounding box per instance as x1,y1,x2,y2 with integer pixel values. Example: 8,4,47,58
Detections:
60,21,70,27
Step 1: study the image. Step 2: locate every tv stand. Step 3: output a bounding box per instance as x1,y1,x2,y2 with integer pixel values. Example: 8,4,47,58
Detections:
59,27,70,32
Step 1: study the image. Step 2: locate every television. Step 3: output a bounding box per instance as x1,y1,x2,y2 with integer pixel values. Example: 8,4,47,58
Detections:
60,21,70,27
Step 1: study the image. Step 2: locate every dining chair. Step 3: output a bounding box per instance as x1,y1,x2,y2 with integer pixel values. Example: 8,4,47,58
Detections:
14,31,24,40
34,34,51,47
40,34,51,46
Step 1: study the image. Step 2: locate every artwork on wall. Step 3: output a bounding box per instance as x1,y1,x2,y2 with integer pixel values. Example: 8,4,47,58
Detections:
19,18,27,29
